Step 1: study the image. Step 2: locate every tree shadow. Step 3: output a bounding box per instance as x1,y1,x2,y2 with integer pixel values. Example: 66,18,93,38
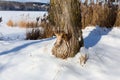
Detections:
0,62,13,73
84,26,112,49
0,37,54,56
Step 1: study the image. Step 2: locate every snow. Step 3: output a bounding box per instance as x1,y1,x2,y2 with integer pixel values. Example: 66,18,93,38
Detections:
0,11,47,24
0,11,120,80
0,24,26,40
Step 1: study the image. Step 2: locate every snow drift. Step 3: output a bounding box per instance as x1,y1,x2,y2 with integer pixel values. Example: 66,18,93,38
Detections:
0,10,120,80
0,22,120,80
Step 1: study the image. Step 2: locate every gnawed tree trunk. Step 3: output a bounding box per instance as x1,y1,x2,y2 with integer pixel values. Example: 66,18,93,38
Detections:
49,0,84,59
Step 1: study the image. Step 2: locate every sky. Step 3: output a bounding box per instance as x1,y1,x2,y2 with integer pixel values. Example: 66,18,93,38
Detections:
0,0,50,3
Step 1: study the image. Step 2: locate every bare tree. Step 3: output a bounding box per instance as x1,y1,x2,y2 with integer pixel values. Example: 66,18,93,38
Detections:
49,0,84,59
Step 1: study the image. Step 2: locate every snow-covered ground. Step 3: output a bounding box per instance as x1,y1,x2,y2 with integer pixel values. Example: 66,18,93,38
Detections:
0,11,47,24
0,11,120,80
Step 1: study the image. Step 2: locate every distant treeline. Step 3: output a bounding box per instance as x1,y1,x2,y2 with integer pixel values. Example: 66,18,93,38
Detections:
0,1,49,11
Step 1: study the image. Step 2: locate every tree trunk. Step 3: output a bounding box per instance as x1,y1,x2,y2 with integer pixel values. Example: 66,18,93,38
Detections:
49,0,84,59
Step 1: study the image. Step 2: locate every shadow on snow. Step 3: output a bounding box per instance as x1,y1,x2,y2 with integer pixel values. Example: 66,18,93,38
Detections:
84,26,112,49
0,37,54,56
0,26,113,55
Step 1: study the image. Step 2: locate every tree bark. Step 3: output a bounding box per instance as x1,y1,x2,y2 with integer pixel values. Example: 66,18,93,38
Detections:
49,0,84,59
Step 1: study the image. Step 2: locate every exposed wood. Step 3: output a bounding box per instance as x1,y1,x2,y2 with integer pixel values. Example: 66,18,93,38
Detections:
49,0,84,59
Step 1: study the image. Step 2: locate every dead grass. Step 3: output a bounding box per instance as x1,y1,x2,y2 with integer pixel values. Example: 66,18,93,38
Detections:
26,28,43,40
40,21,54,38
18,21,27,28
7,19,39,28
7,20,14,27
115,10,120,27
26,20,54,40
27,22,37,28
18,21,37,28
81,4,118,28
0,17,2,23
